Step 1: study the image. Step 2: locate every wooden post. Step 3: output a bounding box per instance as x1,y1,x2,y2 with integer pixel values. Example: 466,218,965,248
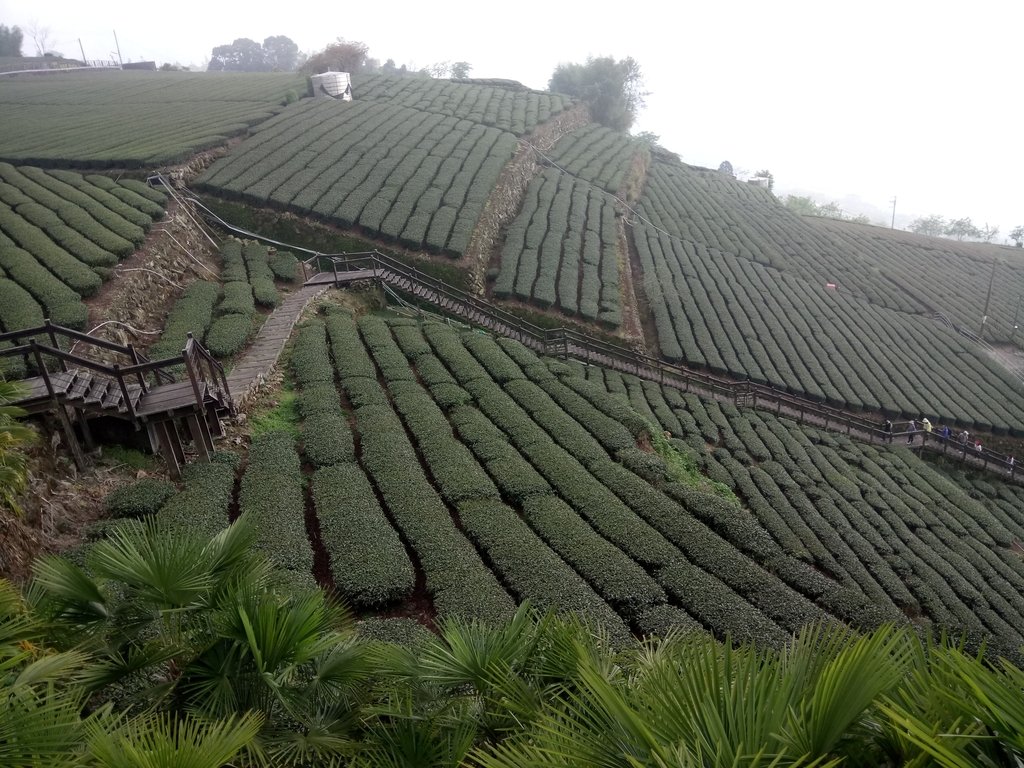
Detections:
44,319,67,373
186,411,213,461
183,336,205,409
127,343,148,393
55,404,87,471
112,364,137,427
154,420,182,479
77,410,95,451
32,340,86,470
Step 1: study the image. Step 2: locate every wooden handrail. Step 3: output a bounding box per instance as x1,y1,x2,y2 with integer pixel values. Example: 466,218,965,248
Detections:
0,322,138,357
184,334,232,410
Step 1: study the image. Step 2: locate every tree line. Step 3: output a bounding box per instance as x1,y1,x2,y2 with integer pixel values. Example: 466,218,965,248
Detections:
782,194,871,224
208,35,648,133
909,215,1021,245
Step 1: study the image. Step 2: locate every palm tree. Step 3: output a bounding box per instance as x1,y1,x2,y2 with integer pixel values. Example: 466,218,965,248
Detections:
28,513,386,767
472,622,917,767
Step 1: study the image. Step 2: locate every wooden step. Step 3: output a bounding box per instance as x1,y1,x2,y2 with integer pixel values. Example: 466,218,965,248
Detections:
109,383,144,414
82,377,112,406
101,384,124,411
64,371,93,401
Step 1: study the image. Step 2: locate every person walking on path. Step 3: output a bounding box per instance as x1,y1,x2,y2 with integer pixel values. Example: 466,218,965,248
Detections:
907,420,918,445
922,417,932,434
1008,456,1015,475
975,439,983,453
883,419,893,443
940,425,951,439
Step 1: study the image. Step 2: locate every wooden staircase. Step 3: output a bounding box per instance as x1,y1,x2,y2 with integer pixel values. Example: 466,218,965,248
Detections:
1,321,233,479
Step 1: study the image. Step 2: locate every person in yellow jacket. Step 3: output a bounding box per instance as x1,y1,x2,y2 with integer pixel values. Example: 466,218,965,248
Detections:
921,417,932,433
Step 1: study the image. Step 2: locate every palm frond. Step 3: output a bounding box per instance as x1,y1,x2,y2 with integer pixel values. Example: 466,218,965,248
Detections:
86,518,216,609
782,624,915,758
85,711,263,768
0,683,94,767
31,555,111,634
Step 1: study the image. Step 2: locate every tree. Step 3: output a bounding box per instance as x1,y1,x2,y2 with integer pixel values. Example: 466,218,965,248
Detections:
207,37,265,72
422,60,452,78
26,21,52,57
451,61,472,79
817,201,844,218
752,169,774,192
980,222,1000,243
1010,225,1024,247
0,23,23,56
945,217,980,241
207,35,301,72
549,55,647,131
909,214,946,237
784,195,820,216
303,39,373,75
262,34,299,71
718,160,735,177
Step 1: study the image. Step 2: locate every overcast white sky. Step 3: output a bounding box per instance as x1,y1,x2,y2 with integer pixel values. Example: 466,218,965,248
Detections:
2,0,1020,237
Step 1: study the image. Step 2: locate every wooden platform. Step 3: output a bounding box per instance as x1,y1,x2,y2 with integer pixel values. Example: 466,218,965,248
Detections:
136,380,210,417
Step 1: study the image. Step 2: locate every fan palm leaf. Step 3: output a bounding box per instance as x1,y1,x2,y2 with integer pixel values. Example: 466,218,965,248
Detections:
85,710,262,768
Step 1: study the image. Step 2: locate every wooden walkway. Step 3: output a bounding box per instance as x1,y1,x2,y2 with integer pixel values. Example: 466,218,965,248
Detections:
226,283,331,407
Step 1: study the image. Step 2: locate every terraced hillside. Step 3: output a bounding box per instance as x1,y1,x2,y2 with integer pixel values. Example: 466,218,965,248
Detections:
495,125,643,326
137,308,1024,657
197,99,520,255
4,67,1024,656
196,76,581,258
11,71,1014,437
633,156,1024,431
0,164,166,374
0,71,305,167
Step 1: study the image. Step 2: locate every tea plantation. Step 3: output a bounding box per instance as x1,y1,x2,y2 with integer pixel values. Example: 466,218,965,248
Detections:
2,68,1023,658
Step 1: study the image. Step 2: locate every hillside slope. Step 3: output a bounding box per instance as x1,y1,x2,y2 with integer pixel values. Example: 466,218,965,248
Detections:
128,306,1024,658
4,70,1020,434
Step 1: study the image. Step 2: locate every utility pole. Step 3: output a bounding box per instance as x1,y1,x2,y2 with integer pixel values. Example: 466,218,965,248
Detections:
112,30,123,68
980,256,997,340
890,196,897,229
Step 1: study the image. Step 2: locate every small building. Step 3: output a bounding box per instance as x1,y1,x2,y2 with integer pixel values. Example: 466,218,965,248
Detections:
310,71,352,100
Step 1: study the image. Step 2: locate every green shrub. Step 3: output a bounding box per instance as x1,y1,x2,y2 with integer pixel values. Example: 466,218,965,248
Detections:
303,411,355,467
104,478,176,518
312,463,415,607
205,313,254,357
240,431,312,577
217,281,256,316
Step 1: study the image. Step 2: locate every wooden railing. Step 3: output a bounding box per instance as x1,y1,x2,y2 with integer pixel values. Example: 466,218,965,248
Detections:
0,321,231,422
183,333,232,411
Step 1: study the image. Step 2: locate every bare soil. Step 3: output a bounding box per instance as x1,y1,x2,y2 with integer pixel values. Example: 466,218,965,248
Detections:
85,202,221,355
